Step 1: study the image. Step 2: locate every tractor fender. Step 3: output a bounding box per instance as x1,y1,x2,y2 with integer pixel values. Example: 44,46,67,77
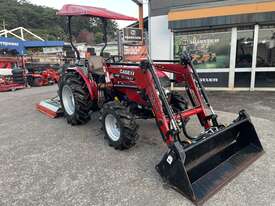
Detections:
67,67,97,101
156,70,167,78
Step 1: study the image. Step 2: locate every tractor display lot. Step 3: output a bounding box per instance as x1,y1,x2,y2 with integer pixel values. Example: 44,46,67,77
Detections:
0,86,274,206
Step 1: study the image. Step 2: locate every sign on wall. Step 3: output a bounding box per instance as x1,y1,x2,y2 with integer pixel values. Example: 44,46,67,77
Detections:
123,28,143,43
175,72,229,88
43,47,63,54
123,45,147,62
174,31,231,69
198,72,229,87
0,37,25,55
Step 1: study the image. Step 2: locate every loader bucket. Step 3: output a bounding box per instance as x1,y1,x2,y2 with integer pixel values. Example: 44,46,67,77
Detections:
156,111,264,205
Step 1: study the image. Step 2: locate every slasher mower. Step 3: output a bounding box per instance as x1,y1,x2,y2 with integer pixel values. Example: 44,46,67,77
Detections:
40,4,264,205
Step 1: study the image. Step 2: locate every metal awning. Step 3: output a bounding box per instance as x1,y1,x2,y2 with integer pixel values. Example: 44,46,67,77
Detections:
57,4,138,21
0,37,65,55
23,41,64,48
168,1,275,31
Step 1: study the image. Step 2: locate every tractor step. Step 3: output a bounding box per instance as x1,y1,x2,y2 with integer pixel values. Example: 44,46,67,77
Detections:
36,97,63,118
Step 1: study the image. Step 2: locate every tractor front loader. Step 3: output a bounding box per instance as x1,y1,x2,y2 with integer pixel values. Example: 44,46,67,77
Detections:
53,4,264,205
101,53,263,205
146,55,264,204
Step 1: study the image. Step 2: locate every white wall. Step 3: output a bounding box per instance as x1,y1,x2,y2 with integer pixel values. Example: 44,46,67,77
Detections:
149,15,173,60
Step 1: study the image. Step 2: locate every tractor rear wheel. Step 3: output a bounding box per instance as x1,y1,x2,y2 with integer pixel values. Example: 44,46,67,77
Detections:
101,101,139,150
59,72,93,125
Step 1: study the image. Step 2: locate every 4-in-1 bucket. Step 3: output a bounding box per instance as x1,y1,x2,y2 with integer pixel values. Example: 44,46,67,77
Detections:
156,110,264,205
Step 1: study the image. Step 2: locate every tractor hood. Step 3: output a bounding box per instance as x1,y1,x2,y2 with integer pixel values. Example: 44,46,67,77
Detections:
57,4,138,21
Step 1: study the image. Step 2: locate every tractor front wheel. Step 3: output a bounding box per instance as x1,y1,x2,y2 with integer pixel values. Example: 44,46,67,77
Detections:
101,101,139,150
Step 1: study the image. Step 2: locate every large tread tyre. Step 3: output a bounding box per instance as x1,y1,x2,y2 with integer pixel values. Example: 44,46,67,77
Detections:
170,92,188,113
101,101,139,150
33,78,44,87
27,76,34,87
59,71,93,125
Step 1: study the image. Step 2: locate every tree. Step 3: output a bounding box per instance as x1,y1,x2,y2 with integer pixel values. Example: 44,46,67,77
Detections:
77,30,95,44
0,0,119,43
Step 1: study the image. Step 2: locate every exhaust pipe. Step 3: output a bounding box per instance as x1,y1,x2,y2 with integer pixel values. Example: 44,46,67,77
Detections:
156,110,264,205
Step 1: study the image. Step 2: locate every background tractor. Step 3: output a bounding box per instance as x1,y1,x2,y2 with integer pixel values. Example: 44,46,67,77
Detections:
26,63,60,87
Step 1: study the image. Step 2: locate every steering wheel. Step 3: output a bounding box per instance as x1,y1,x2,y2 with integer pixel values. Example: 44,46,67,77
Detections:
106,55,123,63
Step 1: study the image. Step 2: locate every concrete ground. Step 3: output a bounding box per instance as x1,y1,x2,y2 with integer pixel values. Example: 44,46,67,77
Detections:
0,85,274,206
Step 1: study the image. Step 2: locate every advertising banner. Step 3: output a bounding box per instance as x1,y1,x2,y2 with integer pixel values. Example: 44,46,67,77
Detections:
123,45,147,62
0,37,25,55
43,47,63,54
123,28,143,43
174,72,229,88
174,32,231,69
198,72,229,87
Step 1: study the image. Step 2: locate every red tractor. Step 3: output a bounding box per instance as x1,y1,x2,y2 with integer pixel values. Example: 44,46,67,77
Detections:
26,63,60,87
57,5,264,205
0,56,26,92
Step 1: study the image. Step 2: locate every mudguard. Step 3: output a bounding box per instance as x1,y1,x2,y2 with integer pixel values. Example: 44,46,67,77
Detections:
66,67,98,101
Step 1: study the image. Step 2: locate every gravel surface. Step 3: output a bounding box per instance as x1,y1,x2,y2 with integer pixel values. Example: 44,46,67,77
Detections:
0,85,274,206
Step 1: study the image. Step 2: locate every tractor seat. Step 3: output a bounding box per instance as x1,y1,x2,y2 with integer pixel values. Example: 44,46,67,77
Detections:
87,56,104,75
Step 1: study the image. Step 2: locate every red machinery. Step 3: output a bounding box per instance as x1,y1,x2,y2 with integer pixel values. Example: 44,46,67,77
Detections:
0,56,26,92
39,4,264,205
26,63,60,87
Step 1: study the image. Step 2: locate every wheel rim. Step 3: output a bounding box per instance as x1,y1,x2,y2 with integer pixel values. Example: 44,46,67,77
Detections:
62,85,75,115
105,114,121,141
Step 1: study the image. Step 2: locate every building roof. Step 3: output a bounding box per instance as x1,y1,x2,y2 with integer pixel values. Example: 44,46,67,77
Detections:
168,1,275,31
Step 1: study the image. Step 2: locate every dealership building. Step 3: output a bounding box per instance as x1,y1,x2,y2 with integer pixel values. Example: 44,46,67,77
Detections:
148,0,275,90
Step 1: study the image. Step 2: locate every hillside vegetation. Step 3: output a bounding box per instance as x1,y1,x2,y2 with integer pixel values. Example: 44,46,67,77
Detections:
0,0,118,43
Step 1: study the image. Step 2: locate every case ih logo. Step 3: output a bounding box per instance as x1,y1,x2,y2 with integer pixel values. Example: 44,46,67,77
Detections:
123,28,143,42
120,69,135,76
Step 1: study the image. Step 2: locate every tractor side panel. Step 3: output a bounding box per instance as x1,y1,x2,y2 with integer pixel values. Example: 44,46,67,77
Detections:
106,65,147,105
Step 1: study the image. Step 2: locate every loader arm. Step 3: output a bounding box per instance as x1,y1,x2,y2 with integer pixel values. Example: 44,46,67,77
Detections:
139,60,177,145
138,58,214,145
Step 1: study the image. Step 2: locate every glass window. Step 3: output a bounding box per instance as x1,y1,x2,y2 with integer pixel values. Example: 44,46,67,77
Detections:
257,28,275,67
234,72,251,88
236,30,254,68
255,72,275,87
174,31,231,69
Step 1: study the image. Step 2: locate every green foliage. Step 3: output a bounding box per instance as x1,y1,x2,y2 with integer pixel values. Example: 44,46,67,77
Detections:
0,0,119,43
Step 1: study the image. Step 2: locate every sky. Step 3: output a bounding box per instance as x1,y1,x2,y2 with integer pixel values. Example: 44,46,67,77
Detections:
29,0,148,28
